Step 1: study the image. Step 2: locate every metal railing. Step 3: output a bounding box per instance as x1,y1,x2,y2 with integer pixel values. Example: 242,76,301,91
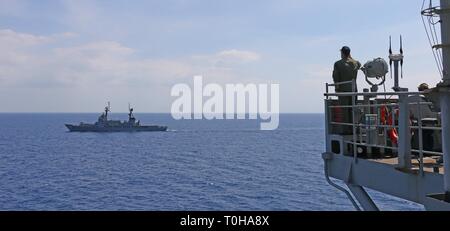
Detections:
324,81,443,175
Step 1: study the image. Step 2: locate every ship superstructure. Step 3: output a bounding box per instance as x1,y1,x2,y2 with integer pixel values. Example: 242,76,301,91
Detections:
323,0,450,210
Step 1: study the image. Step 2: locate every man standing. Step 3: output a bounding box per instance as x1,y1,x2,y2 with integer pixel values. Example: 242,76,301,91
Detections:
332,46,361,134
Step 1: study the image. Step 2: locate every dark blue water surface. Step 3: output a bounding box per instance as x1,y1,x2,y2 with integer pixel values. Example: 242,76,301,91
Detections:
0,114,422,211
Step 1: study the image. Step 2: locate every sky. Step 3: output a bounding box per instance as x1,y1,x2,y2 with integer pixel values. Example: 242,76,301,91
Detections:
0,0,444,113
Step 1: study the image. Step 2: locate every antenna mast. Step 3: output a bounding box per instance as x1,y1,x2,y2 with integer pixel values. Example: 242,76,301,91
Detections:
440,0,450,83
388,35,405,92
105,102,111,119
128,103,134,120
438,0,450,202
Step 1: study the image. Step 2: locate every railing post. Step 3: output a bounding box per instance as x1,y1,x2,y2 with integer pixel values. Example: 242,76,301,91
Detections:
352,80,358,161
438,0,450,201
397,94,412,171
440,90,450,200
417,99,424,176
325,99,331,153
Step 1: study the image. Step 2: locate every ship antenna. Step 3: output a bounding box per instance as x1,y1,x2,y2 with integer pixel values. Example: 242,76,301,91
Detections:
388,35,404,91
389,36,393,79
128,103,134,119
105,101,111,119
400,35,404,79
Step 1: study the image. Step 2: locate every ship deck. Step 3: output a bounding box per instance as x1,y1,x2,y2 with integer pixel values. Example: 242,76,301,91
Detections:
369,157,444,174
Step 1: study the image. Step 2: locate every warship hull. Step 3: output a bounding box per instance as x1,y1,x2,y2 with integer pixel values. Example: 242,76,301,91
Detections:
65,124,168,132
66,103,168,132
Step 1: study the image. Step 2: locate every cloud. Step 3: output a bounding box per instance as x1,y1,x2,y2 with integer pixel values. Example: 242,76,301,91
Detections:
191,49,261,73
53,41,135,59
0,29,263,90
216,49,261,63
0,29,50,47
0,29,266,112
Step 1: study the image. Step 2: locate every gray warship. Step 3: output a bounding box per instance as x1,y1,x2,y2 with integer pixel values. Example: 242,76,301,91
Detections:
65,103,168,132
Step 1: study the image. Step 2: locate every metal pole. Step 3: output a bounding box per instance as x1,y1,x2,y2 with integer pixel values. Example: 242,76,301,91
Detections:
417,100,424,176
441,0,450,84
352,80,358,161
394,61,400,90
346,184,379,211
397,95,411,170
323,156,361,211
441,93,450,199
325,99,331,153
440,0,450,201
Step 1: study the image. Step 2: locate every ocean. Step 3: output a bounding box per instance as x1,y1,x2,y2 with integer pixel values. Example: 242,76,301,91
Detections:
0,113,422,211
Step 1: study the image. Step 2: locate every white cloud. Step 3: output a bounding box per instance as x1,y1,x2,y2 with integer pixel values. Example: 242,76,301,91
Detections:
0,29,265,112
191,49,262,74
0,29,264,87
53,41,135,60
0,29,50,47
216,49,261,63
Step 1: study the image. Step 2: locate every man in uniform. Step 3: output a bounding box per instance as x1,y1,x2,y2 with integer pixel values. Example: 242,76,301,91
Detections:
332,46,361,135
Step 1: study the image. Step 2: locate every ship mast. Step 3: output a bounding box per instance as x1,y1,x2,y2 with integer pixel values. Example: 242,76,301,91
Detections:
440,0,450,83
439,0,450,201
422,0,450,202
128,103,134,120
105,102,111,120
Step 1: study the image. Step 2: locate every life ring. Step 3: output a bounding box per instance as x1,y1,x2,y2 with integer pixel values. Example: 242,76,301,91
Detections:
381,106,411,145
381,106,399,145
388,127,399,145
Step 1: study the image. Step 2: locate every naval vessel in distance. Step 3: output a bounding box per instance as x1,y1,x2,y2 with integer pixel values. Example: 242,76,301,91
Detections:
65,103,168,132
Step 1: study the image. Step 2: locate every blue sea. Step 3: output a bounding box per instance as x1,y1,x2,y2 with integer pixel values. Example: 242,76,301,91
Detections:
0,113,422,211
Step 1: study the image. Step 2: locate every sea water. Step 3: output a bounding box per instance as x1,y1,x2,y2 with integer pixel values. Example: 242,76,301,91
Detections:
0,114,422,211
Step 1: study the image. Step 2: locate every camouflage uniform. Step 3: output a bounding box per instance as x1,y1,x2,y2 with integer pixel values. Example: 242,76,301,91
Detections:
332,57,361,134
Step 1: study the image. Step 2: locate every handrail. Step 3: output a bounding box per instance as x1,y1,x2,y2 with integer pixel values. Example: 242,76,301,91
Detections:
327,80,355,87
325,91,425,97
328,102,433,108
324,85,443,174
345,140,444,156
331,121,442,132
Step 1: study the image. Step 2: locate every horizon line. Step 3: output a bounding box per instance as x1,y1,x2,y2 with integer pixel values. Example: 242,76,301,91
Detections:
0,112,325,114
